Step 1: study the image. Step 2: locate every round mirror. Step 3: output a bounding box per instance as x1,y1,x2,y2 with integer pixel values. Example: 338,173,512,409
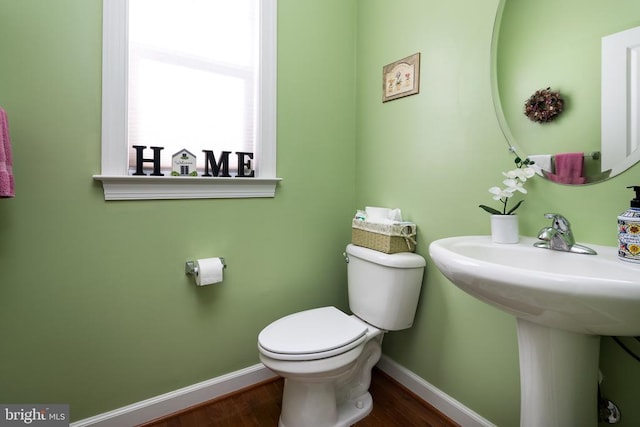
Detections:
491,0,640,185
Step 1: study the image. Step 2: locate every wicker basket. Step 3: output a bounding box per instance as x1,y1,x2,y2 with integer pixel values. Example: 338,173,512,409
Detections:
351,220,417,253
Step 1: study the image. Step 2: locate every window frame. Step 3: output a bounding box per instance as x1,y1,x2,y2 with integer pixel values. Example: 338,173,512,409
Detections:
94,0,280,200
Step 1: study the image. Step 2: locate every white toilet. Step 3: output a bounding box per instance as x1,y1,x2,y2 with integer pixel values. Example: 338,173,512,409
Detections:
257,243,426,427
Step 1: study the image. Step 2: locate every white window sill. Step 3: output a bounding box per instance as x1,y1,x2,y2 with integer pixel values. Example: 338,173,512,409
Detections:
93,175,282,200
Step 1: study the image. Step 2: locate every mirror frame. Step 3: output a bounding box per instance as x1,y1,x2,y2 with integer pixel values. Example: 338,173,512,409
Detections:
490,1,521,163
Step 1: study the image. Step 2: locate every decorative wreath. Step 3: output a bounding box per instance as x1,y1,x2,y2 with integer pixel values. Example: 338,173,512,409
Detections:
523,87,564,123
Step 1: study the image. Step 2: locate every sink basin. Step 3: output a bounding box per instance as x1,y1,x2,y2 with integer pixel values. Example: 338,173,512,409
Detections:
429,235,640,336
429,235,640,427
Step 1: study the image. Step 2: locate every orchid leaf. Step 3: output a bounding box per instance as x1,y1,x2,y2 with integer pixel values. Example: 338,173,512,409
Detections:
479,204,503,215
506,200,524,215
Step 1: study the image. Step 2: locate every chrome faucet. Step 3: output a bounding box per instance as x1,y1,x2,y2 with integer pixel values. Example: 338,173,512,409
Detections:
534,213,597,255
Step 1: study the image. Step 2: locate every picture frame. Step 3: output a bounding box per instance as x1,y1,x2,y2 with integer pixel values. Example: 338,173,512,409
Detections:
382,53,421,102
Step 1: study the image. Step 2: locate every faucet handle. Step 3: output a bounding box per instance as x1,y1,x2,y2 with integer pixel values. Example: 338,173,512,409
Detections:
544,213,565,220
543,213,573,236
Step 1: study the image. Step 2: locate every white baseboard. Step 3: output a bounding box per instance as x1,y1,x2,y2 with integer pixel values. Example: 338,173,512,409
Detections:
69,364,278,427
71,355,494,427
376,355,496,427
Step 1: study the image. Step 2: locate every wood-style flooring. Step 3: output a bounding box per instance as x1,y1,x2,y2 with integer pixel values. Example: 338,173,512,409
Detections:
140,368,459,427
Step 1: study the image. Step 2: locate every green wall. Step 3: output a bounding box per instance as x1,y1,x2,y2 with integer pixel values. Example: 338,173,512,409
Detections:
1,0,639,426
0,0,357,421
356,0,640,426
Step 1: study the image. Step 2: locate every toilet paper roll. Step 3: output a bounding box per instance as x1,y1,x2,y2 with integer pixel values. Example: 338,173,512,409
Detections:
195,258,224,286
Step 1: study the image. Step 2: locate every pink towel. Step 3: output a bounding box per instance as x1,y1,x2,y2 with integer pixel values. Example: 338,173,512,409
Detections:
547,152,585,185
0,106,15,197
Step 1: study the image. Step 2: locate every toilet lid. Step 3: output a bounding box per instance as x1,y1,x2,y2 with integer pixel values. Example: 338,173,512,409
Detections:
258,306,368,357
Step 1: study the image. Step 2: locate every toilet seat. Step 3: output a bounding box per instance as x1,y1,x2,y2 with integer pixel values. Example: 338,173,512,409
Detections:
258,306,368,361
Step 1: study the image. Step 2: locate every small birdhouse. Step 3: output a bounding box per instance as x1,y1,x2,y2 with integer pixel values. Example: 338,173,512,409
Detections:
172,149,197,176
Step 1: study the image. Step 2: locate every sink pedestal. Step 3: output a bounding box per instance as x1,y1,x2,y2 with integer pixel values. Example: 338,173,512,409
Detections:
517,319,600,427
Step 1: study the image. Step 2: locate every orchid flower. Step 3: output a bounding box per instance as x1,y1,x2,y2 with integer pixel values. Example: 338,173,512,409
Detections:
489,186,513,200
503,178,527,194
479,152,535,215
503,166,535,182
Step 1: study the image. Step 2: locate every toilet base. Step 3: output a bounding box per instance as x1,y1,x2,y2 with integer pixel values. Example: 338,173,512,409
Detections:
260,317,384,427
279,391,372,427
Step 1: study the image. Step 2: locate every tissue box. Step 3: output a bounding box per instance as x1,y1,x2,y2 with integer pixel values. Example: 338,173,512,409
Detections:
351,220,417,253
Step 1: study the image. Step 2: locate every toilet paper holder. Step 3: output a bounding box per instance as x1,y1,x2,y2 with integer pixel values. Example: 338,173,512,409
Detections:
185,258,227,277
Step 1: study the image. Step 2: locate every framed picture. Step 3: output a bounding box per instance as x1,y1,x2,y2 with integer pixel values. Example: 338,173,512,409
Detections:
382,53,421,102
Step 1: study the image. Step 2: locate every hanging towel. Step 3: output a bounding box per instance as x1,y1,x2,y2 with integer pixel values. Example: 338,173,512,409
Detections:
527,154,553,176
0,106,15,197
547,152,585,185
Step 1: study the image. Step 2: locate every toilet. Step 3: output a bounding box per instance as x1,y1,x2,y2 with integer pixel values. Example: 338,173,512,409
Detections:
257,243,426,427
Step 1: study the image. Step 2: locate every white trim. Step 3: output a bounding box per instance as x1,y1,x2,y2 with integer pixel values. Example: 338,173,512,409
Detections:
601,25,640,176
69,364,278,427
101,0,129,176
71,355,494,427
92,175,281,200
376,355,497,427
256,0,278,178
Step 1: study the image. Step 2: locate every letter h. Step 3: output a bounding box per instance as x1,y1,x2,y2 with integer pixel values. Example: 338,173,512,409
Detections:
132,145,164,176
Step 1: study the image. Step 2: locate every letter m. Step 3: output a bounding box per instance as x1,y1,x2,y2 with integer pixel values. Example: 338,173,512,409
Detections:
202,150,231,177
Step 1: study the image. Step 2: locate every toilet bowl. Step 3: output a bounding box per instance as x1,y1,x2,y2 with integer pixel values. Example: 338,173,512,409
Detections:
258,307,383,427
258,244,426,427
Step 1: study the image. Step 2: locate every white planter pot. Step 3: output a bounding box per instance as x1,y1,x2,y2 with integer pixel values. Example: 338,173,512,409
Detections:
491,214,519,244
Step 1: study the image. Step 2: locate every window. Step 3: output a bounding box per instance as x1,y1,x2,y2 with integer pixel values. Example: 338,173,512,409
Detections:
95,0,279,200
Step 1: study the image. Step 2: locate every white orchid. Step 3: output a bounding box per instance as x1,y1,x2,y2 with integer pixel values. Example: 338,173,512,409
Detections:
503,166,535,182
489,186,513,200
480,154,535,215
503,177,527,194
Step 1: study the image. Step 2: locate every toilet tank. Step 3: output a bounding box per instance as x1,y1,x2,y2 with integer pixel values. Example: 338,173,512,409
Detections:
345,244,426,331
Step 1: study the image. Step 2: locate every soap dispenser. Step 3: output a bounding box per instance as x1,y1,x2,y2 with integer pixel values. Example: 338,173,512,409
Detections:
618,186,640,262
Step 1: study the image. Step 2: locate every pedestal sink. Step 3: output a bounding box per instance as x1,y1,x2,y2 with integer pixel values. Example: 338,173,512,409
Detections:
428,236,640,427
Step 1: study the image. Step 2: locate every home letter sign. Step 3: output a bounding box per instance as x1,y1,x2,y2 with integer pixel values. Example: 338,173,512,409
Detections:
132,146,254,178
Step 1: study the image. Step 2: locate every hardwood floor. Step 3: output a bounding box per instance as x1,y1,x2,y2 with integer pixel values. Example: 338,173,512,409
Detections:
140,368,459,427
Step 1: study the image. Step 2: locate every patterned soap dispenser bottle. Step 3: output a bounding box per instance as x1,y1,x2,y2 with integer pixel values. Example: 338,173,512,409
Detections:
618,185,640,262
